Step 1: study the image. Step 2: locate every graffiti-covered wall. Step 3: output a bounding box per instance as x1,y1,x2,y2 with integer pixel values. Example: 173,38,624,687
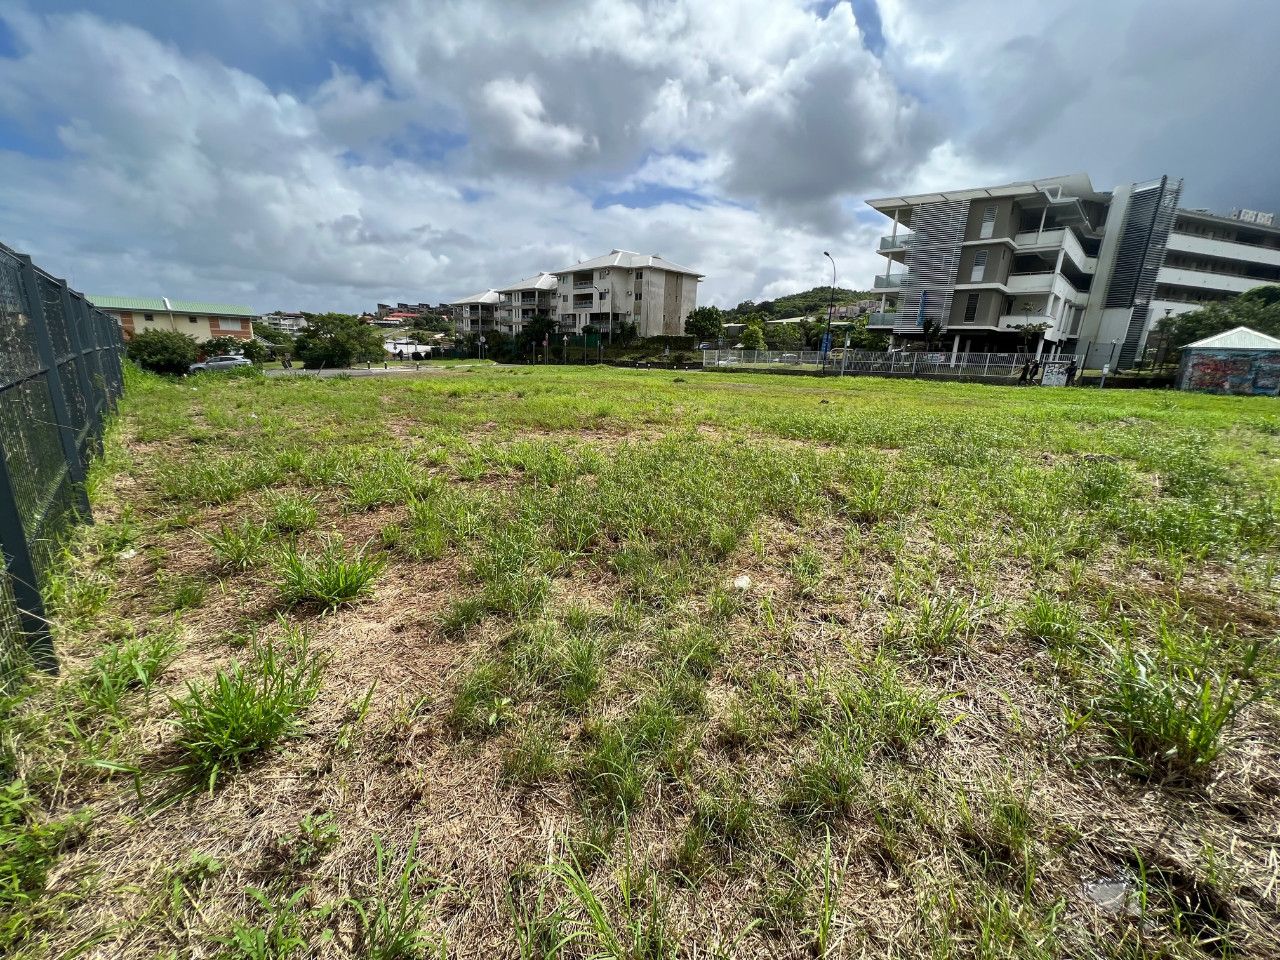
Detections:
1178,349,1280,396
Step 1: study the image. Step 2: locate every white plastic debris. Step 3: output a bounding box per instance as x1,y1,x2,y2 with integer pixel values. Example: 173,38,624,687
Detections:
732,574,752,592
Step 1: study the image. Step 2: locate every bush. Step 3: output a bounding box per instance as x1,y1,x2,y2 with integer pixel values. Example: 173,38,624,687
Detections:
127,329,199,374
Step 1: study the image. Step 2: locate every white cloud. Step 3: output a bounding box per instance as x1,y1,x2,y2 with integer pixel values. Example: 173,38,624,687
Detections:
1,0,1274,318
479,78,596,160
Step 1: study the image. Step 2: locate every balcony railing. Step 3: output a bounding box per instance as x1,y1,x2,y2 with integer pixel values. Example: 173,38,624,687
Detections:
573,280,594,289
874,273,906,289
879,233,914,249
866,312,898,327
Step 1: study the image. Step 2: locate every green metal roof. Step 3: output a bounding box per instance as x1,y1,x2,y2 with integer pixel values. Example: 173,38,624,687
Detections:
89,295,256,317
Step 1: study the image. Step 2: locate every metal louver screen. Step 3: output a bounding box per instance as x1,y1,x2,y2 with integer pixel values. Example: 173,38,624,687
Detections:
896,199,968,334
1106,176,1182,367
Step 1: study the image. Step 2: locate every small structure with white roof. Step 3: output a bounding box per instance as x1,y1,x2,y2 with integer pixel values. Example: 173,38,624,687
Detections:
1178,326,1280,395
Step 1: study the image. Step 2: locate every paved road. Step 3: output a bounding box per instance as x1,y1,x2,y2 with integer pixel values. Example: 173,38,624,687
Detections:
264,363,495,379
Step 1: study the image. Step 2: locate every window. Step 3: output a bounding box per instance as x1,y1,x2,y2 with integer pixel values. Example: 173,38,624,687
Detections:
561,295,567,303
635,291,642,300
144,313,154,322
189,316,199,323
962,293,979,324
979,203,997,239
970,250,988,283
634,271,643,279
598,290,608,299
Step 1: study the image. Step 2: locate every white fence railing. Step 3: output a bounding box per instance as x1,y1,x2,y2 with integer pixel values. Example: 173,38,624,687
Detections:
702,349,1077,379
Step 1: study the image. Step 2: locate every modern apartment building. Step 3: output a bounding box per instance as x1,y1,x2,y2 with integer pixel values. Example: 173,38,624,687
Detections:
90,296,257,343
866,173,1280,367
550,250,702,337
1153,209,1280,319
495,273,557,334
449,290,499,334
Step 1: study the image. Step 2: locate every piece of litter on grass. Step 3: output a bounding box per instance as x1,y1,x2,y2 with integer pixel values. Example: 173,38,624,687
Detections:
119,548,137,560
732,574,752,592
1083,878,1138,917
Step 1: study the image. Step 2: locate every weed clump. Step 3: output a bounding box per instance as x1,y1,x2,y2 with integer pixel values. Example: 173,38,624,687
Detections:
275,540,385,610
170,632,326,792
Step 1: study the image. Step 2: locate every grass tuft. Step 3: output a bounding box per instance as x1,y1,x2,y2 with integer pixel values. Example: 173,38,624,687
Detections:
275,540,385,610
169,631,326,792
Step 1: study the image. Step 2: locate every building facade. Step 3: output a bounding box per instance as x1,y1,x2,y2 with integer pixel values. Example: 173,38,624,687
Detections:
495,273,557,334
449,290,499,334
866,174,1280,368
260,312,308,334
550,250,702,336
91,296,257,343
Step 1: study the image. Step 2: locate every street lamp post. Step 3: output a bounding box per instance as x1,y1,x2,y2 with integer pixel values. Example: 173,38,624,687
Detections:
820,252,836,375
562,334,569,364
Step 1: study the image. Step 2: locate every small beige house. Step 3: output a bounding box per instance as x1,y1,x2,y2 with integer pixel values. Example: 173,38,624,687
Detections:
90,296,257,343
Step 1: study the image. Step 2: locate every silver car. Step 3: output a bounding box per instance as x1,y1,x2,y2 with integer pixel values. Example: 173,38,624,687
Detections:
189,355,253,373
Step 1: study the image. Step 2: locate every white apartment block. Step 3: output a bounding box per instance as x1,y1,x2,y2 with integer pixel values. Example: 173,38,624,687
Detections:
551,250,702,337
449,290,499,334
867,173,1279,368
260,312,308,334
495,273,557,334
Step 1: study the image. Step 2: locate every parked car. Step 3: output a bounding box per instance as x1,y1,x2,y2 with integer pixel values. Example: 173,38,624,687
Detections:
189,355,253,373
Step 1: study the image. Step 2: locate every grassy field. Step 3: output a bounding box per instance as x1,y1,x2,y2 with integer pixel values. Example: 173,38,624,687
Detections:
3,365,1279,959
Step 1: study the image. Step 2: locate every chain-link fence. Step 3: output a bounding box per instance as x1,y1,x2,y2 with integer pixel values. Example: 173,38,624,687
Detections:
0,241,125,687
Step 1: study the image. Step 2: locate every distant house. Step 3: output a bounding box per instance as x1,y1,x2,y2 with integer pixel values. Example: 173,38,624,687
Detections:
91,296,256,343
1178,326,1280,395
449,290,500,334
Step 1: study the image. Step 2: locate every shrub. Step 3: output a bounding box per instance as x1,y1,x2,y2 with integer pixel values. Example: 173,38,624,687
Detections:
170,633,326,792
127,329,199,375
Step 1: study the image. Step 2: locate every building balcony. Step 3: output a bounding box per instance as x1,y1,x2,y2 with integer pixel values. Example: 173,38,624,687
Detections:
1004,272,1057,293
1157,265,1277,294
874,273,906,289
572,280,594,289
879,232,914,250
866,312,898,328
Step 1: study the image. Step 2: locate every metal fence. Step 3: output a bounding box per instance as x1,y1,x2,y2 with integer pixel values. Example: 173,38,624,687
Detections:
702,348,1049,378
0,241,125,685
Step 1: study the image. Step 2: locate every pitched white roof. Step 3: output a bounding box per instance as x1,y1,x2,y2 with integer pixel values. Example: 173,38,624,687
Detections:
450,289,499,305
551,249,703,278
496,272,558,293
1182,326,1280,350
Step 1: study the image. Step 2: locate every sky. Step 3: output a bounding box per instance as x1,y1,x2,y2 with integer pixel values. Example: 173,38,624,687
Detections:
1,0,1277,313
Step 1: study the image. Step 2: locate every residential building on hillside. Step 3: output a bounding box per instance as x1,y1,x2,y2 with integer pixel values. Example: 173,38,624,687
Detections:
91,296,256,343
496,272,557,334
550,250,702,337
260,312,308,334
449,290,499,334
866,174,1280,368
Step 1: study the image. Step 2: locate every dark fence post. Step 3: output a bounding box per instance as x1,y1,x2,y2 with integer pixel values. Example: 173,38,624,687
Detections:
18,254,90,518
0,451,56,673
